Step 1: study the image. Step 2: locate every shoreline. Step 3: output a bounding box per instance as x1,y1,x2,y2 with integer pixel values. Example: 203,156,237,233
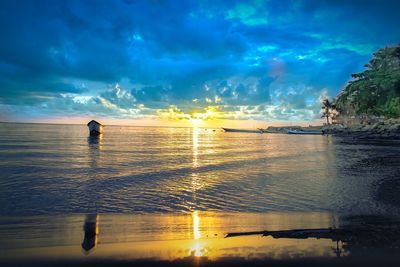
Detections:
322,119,400,140
263,121,400,140
1,212,400,266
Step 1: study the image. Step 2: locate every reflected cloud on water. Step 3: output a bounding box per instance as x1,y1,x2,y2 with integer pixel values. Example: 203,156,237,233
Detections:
78,213,400,263
2,212,400,265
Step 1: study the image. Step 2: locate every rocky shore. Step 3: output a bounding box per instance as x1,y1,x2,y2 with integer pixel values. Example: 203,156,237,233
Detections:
322,119,400,139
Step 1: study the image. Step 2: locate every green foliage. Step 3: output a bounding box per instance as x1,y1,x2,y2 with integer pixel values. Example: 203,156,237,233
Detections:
335,45,400,118
377,97,400,117
321,99,333,124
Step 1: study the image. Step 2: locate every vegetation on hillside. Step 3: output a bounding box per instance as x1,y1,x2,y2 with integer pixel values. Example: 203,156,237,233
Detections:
334,45,400,119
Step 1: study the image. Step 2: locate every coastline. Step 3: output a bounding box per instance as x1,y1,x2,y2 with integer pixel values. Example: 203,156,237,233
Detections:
322,119,400,140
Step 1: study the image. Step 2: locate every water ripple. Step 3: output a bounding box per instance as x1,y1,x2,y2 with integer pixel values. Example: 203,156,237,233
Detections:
0,123,400,215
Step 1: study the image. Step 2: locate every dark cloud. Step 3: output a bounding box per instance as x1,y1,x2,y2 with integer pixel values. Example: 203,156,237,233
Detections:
0,0,400,122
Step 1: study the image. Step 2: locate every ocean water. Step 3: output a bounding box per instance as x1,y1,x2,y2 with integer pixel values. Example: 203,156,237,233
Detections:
0,122,399,216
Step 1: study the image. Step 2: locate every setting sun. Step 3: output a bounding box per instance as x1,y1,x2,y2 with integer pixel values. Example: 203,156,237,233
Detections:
189,117,204,126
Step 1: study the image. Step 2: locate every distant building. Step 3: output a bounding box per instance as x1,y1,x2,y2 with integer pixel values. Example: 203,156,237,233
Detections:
87,120,103,136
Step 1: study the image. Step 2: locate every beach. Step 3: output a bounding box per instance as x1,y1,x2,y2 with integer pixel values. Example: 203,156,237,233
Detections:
1,123,400,266
0,213,400,266
1,213,400,266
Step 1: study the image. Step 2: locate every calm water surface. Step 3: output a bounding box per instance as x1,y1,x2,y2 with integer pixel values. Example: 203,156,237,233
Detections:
1,122,399,215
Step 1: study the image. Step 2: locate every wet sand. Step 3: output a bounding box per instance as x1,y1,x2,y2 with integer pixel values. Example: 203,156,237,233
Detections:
376,169,400,208
1,212,400,266
4,256,400,267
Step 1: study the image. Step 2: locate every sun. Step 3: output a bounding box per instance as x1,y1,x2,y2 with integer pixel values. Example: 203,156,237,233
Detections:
189,117,204,127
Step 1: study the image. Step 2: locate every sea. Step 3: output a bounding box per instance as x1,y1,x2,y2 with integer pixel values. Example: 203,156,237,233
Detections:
1,122,400,264
0,122,399,215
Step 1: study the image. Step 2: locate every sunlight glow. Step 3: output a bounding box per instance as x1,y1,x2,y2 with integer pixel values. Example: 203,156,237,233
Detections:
191,211,203,257
193,242,202,257
157,105,233,127
189,117,204,126
193,211,200,240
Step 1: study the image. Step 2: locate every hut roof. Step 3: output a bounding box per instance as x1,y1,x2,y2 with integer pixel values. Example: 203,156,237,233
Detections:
87,120,103,126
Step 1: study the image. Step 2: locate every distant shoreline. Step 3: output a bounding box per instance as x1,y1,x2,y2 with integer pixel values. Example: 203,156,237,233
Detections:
0,121,220,129
322,119,400,140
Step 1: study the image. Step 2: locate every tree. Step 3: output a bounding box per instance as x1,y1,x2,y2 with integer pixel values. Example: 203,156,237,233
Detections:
334,45,400,119
321,98,333,125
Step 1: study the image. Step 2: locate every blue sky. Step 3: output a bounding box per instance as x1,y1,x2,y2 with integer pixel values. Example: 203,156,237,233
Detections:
0,0,399,126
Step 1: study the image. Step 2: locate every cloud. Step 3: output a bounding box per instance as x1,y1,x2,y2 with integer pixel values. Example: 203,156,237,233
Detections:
1,0,400,123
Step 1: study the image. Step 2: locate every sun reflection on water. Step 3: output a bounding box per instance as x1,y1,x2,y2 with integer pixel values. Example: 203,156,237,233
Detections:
190,128,205,257
190,128,202,210
193,211,200,240
191,211,205,257
192,127,199,168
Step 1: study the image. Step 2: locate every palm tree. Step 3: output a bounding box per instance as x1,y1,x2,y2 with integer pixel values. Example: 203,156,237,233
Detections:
321,98,332,125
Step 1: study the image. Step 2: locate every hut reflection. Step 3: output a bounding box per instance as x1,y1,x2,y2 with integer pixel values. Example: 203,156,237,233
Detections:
87,134,103,167
82,214,99,253
85,134,102,210
87,134,103,150
83,134,102,254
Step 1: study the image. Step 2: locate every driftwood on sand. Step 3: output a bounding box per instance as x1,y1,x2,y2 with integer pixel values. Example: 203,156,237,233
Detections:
225,228,355,242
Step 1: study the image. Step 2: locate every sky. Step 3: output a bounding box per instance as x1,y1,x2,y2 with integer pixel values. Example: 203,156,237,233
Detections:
0,0,399,127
